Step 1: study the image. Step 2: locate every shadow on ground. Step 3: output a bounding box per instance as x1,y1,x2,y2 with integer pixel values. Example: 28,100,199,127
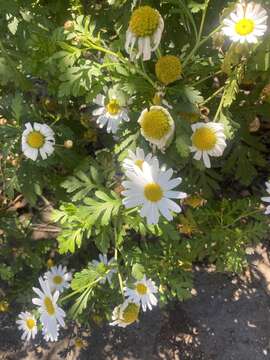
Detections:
1,244,270,360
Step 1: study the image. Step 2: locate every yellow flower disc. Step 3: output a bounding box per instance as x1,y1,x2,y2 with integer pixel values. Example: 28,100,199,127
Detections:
27,131,45,149
122,303,140,324
144,182,163,202
192,127,217,151
53,275,63,285
155,55,182,85
44,297,55,315
136,283,148,295
129,6,160,37
26,318,36,330
135,159,144,169
106,99,120,115
140,109,170,140
235,19,255,36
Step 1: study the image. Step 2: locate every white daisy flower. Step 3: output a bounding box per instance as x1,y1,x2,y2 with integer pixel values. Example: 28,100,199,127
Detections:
21,122,55,161
44,265,72,293
32,277,65,342
125,5,164,61
92,92,129,134
124,275,158,312
91,254,117,285
261,181,270,214
190,122,227,168
222,2,268,44
110,300,140,328
16,311,38,341
122,161,187,225
123,148,157,173
138,106,175,152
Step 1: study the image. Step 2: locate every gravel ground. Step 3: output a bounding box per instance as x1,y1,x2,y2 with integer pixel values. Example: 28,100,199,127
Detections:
1,244,270,360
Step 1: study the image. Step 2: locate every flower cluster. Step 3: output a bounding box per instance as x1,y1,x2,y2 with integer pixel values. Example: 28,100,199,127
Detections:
121,147,187,225
110,275,158,328
17,265,71,342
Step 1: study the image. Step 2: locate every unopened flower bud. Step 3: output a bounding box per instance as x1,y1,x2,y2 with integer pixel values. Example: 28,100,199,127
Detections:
64,20,74,32
64,140,73,149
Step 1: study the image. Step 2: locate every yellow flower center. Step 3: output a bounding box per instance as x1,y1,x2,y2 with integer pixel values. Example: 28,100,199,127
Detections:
140,109,170,140
53,275,63,285
27,131,45,149
144,182,163,202
136,283,148,295
135,159,144,169
235,18,255,36
192,127,217,151
26,318,36,330
44,296,55,316
155,55,182,85
129,6,160,37
106,99,121,116
122,303,140,324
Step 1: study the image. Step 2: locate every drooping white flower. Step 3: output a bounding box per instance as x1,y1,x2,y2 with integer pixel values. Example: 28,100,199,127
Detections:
16,312,38,341
44,265,72,293
222,2,268,44
123,148,157,173
122,161,187,225
261,181,270,214
124,275,158,312
21,122,55,161
190,122,227,168
125,6,164,61
32,277,65,342
91,254,117,285
110,300,140,328
138,106,175,152
92,91,129,134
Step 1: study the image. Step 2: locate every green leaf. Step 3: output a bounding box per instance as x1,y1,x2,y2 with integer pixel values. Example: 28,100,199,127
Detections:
132,263,145,280
84,191,122,226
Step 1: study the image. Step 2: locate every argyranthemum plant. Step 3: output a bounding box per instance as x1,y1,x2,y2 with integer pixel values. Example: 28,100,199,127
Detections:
125,6,164,61
44,265,72,293
16,312,38,341
4,0,270,346
124,276,158,312
32,277,65,342
21,122,55,161
138,106,175,151
122,147,157,173
110,300,140,328
190,122,227,168
92,89,129,134
222,2,268,43
122,161,187,225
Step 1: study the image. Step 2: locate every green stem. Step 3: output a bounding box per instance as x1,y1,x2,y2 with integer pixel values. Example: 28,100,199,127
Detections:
192,70,223,87
200,86,225,106
222,209,262,229
183,23,223,68
114,220,124,296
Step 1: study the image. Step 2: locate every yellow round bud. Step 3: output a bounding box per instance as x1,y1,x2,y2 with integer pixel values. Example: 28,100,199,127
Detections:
155,55,182,85
0,117,7,125
0,300,9,312
64,140,73,149
64,20,74,31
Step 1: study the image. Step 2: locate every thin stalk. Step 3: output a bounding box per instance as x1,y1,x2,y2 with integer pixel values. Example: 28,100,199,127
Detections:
200,86,225,106
114,221,124,296
192,70,223,87
222,209,262,229
183,23,223,68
